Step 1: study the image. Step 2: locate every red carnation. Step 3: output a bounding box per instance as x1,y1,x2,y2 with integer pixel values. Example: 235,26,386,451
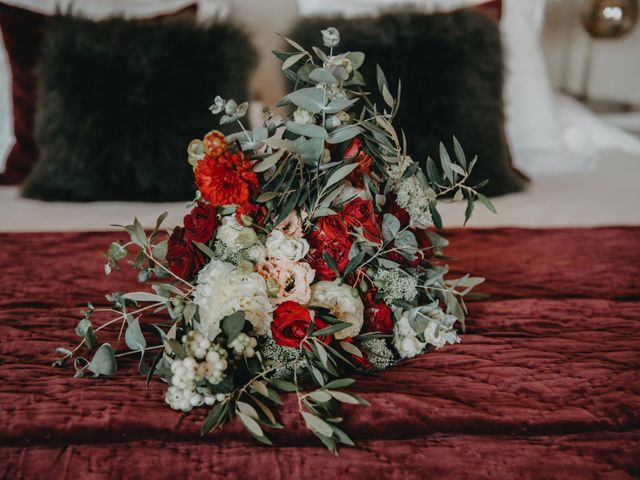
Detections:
271,301,331,348
166,227,206,280
183,201,217,243
195,150,258,207
310,214,349,246
308,237,352,281
343,138,373,188
236,202,268,227
342,198,381,243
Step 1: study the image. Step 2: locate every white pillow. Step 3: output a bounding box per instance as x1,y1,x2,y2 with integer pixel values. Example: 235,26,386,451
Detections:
0,0,229,173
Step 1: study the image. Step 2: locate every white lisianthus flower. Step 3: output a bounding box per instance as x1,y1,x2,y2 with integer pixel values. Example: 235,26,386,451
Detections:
255,258,315,305
310,281,364,340
193,260,274,340
393,307,460,359
266,229,309,262
215,216,245,252
393,313,426,359
293,108,315,125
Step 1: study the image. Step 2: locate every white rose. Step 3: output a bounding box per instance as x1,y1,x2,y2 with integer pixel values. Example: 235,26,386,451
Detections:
215,216,245,252
393,313,426,359
293,108,315,125
309,281,364,339
193,260,274,340
266,229,309,262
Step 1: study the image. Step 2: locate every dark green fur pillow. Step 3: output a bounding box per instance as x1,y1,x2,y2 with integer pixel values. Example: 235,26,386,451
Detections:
290,11,528,196
22,13,257,201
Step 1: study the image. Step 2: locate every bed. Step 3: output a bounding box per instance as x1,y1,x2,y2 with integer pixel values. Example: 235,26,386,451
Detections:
1,156,639,477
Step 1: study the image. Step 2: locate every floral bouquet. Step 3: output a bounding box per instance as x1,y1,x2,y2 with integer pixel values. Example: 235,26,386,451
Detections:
54,27,494,453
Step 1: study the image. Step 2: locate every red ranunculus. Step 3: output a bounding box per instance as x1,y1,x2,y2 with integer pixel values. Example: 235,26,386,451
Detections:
166,227,205,280
341,198,381,243
363,300,394,334
308,236,352,281
183,201,217,243
195,150,258,207
343,137,373,188
235,202,268,227
309,214,349,246
271,301,331,348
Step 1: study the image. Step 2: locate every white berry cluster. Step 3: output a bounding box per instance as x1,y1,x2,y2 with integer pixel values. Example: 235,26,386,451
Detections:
228,332,258,358
164,331,229,412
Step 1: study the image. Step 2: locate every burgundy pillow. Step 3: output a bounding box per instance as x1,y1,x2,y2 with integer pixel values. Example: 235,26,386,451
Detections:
0,3,46,184
0,2,197,185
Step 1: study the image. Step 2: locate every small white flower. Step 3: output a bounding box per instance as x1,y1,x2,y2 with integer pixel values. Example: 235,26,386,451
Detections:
393,313,426,359
310,281,364,340
266,230,310,262
321,26,340,47
293,108,315,125
215,216,245,252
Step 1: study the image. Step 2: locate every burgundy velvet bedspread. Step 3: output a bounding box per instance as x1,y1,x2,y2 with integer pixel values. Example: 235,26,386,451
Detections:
1,227,638,479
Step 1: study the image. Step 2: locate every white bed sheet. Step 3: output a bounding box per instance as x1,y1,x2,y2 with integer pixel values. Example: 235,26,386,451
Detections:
0,150,638,232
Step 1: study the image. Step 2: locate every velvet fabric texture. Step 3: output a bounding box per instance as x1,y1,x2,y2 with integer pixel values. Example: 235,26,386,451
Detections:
290,11,528,197
1,227,639,478
21,12,257,201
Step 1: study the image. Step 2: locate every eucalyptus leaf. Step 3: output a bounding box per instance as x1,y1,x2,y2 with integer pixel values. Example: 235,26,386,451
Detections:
125,318,146,351
88,343,117,376
326,124,363,144
308,67,337,84
381,214,401,241
285,120,328,139
284,87,325,113
254,149,285,173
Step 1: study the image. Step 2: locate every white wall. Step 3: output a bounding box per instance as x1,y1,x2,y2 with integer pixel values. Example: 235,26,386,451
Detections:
542,0,640,103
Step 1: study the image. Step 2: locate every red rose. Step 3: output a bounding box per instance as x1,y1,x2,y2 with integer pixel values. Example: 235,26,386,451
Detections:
271,301,331,348
384,194,410,229
235,202,268,227
183,201,217,243
343,138,373,188
308,237,352,281
341,198,381,243
167,227,205,280
310,214,348,246
363,301,393,334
